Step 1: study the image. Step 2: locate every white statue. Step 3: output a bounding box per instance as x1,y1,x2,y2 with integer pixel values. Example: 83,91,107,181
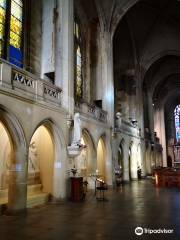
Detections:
72,113,82,146
28,141,39,172
116,112,122,127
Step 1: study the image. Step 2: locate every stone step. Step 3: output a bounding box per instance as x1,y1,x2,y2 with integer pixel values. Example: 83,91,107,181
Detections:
0,184,49,212
0,192,49,212
27,184,42,195
0,184,43,199
27,192,49,208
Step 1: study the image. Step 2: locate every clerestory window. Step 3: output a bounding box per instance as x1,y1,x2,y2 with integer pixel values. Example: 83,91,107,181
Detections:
74,19,83,100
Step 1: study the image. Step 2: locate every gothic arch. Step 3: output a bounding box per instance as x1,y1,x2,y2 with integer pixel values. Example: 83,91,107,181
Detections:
0,105,27,212
0,105,27,150
82,128,96,175
141,50,180,80
97,134,107,181
117,139,125,180
29,118,67,199
82,128,96,150
111,0,140,38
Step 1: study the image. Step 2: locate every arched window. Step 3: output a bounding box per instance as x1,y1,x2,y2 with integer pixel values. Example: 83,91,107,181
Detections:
74,19,83,99
174,105,180,142
0,0,24,68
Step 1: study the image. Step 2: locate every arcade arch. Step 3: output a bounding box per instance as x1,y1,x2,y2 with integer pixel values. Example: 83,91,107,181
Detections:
0,121,13,204
0,106,27,213
28,125,54,195
28,120,67,200
75,129,96,188
97,137,107,181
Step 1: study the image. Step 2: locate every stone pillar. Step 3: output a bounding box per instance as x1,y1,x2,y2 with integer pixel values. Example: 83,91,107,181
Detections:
145,145,152,175
8,146,28,214
129,94,136,120
147,91,155,142
159,108,167,167
55,0,74,115
100,31,114,126
41,0,55,80
123,144,130,181
105,135,113,186
140,142,147,176
154,108,160,137
136,73,145,139
128,74,136,121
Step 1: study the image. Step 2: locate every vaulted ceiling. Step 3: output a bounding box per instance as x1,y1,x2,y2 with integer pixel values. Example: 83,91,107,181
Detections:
113,0,180,107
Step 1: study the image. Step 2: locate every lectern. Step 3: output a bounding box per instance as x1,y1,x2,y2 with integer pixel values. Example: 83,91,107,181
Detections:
70,177,83,201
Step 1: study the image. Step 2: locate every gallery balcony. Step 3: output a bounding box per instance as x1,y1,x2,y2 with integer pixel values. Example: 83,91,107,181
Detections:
115,117,140,138
75,101,108,123
0,60,62,107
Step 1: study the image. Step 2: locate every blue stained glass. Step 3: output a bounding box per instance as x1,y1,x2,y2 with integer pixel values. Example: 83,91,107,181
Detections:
174,105,180,142
9,44,23,68
176,129,180,140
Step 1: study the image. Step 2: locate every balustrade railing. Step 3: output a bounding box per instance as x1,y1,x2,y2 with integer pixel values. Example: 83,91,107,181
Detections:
75,101,107,123
115,117,140,137
0,61,62,105
0,60,107,123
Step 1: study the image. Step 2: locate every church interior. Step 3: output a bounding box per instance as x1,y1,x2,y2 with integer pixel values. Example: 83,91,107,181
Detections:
1,0,180,238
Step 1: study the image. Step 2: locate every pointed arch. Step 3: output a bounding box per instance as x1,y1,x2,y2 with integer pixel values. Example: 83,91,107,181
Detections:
29,118,67,200
0,105,27,212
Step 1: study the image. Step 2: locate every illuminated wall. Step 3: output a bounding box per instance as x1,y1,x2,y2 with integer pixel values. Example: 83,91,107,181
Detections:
0,122,12,190
29,126,54,194
97,138,106,180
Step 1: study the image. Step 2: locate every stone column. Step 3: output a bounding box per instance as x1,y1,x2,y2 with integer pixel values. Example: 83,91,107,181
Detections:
154,106,167,166
100,30,114,126
159,108,167,167
140,141,147,176
129,95,136,120
105,134,113,186
128,74,136,121
55,0,74,115
123,144,130,181
154,108,160,138
147,91,155,142
41,0,55,80
136,72,145,139
8,146,28,214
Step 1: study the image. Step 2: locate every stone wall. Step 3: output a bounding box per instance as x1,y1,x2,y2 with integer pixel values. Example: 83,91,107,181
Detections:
28,0,42,76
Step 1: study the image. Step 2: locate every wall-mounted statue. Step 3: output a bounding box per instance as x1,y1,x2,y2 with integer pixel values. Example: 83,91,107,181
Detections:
28,141,39,173
72,113,82,146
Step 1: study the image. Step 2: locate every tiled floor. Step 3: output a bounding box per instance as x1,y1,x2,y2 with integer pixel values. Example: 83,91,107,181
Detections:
0,180,180,240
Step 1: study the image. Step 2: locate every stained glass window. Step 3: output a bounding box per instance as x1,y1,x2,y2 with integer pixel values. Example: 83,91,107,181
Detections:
0,0,6,57
9,0,23,67
0,0,23,68
74,20,83,99
174,105,180,142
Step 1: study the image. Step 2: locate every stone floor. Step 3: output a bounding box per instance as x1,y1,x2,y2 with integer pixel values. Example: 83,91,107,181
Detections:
0,180,180,240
